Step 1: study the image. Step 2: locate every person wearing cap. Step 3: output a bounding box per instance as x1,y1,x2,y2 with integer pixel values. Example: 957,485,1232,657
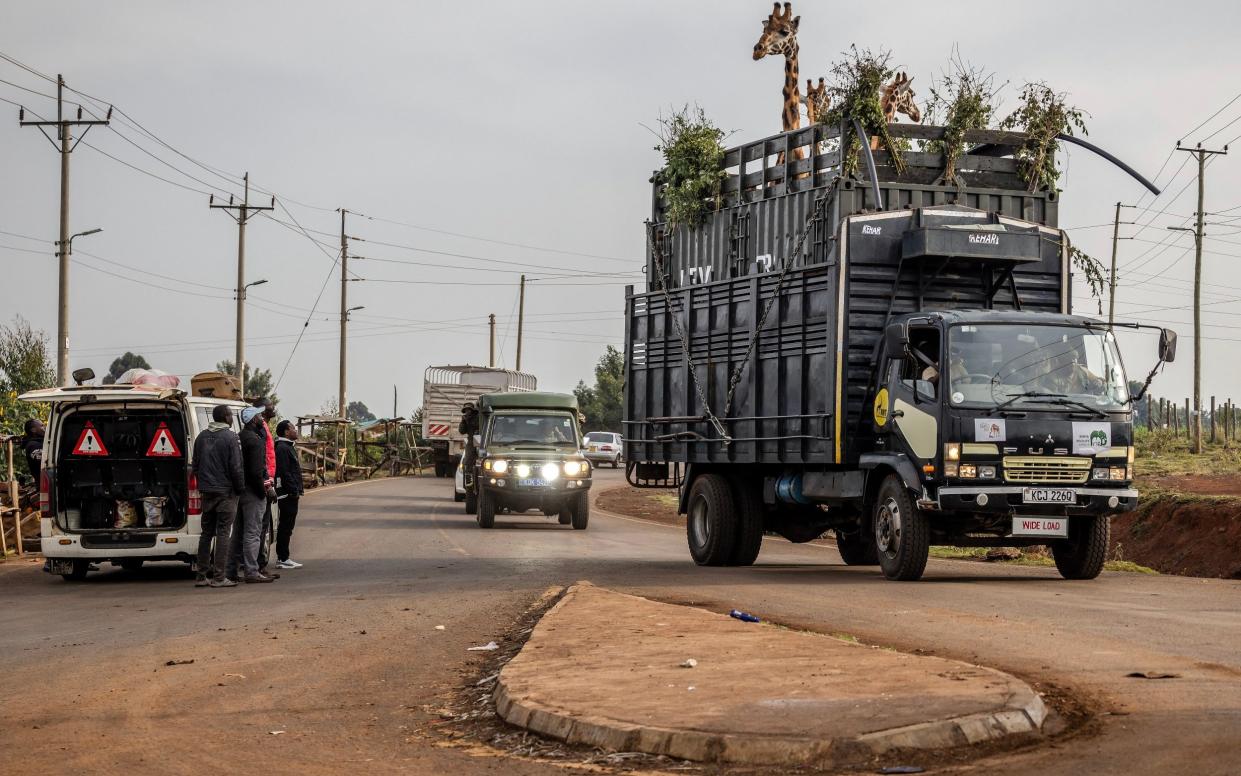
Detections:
273,420,304,570
225,406,277,583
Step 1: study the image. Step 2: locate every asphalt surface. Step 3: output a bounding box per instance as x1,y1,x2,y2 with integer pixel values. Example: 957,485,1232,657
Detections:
1,469,1238,775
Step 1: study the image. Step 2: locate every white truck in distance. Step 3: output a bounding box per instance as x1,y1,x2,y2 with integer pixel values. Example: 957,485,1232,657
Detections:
421,365,536,477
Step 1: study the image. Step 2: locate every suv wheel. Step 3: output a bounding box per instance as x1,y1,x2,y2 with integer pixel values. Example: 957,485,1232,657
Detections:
686,474,737,566
571,491,590,530
476,489,496,528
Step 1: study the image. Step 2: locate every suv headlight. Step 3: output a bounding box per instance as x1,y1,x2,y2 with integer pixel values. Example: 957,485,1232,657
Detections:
490,459,508,474
563,460,588,476
540,462,560,481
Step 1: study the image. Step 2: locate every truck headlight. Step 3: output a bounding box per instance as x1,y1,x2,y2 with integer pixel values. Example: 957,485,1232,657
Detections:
978,465,996,479
959,464,977,478
944,462,959,477
1110,466,1127,481
541,462,559,481
491,459,509,474
945,443,961,461
1092,468,1109,480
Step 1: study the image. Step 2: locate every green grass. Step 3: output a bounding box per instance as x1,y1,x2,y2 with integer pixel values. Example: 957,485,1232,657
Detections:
1133,427,1241,480
651,492,679,509
929,546,1157,574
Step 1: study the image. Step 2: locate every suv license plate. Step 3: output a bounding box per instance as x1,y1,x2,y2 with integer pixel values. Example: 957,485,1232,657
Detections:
1011,516,1069,538
1022,487,1076,504
517,478,547,488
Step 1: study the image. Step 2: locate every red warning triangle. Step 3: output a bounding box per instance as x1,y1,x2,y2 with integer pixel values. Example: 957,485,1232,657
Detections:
146,422,183,457
72,421,109,456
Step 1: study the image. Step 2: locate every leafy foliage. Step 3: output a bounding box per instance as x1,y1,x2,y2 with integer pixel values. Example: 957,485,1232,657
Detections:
923,61,998,182
573,346,624,432
102,351,151,384
346,401,376,423
653,106,729,229
216,360,278,407
999,82,1088,192
1070,245,1107,313
820,46,906,174
0,317,54,435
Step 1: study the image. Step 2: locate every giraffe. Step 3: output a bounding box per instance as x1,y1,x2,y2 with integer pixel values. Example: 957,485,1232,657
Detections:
753,2,805,163
803,77,829,124
870,72,921,153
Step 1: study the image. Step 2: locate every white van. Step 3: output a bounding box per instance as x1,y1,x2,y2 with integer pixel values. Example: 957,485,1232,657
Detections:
20,384,247,581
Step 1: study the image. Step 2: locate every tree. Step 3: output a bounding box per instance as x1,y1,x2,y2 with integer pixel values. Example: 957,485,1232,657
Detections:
216,360,278,406
574,346,624,432
102,351,151,384
0,316,55,434
411,405,426,442
347,401,375,423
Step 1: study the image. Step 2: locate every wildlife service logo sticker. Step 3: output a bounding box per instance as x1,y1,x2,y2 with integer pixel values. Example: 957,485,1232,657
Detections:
1072,422,1112,455
974,418,1006,442
873,388,889,427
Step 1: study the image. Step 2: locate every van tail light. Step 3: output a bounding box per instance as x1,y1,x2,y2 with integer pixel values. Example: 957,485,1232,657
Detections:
188,474,202,516
39,469,53,517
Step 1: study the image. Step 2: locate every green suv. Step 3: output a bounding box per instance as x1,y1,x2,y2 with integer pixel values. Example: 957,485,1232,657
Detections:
465,392,592,529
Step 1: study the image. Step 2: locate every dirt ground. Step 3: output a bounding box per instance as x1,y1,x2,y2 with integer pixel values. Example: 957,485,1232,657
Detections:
596,486,680,527
1143,473,1241,497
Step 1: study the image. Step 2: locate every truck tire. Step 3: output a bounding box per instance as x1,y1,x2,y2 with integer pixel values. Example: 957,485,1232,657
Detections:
62,560,90,582
728,478,763,566
477,489,496,528
873,475,930,581
571,491,590,530
686,474,737,566
835,527,879,566
1052,515,1109,580
464,489,477,515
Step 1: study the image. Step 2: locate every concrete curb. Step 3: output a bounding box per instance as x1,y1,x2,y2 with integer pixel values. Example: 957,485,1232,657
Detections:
493,584,1047,767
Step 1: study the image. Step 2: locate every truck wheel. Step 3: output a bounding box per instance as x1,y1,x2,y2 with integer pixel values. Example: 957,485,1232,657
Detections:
1052,515,1109,580
873,475,930,581
728,478,763,566
686,474,737,566
835,527,879,566
62,560,90,582
571,492,590,530
477,489,496,528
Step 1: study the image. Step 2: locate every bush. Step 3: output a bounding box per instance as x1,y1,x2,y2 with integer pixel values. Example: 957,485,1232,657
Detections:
653,106,729,229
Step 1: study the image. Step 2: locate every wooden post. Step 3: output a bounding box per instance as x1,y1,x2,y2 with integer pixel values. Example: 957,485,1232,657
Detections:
1211,396,1217,444
1160,398,1166,429
1146,395,1153,431
1185,398,1191,440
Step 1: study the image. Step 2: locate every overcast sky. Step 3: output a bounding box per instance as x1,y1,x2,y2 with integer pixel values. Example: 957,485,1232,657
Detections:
3,0,1240,419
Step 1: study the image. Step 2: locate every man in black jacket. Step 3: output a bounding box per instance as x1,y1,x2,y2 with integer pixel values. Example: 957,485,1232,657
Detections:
273,420,304,570
191,405,245,588
21,419,44,482
226,407,277,583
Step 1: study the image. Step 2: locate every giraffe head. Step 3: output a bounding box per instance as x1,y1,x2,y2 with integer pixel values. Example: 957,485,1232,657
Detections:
753,2,799,61
804,77,829,123
881,71,922,123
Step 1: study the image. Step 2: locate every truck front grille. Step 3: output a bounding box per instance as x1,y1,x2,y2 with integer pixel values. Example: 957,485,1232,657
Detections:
1002,456,1091,484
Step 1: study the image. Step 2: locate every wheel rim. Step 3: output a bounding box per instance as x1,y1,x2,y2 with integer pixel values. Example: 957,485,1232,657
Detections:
689,495,711,548
874,497,902,559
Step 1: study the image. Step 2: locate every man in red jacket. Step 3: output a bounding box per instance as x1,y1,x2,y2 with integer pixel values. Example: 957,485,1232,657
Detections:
252,397,279,575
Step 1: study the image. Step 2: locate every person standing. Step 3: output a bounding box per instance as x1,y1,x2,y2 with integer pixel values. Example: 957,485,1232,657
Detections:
227,407,277,583
21,419,44,482
191,405,244,588
251,397,278,574
273,420,304,570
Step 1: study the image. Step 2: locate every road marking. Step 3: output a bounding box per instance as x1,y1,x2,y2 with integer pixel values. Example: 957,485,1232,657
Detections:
427,496,472,557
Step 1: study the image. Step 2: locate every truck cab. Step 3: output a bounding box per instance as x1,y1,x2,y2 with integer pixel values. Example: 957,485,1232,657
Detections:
868,310,1151,578
466,392,592,529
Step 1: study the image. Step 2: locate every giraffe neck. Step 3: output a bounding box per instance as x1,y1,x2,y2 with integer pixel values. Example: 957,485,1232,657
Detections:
781,41,801,132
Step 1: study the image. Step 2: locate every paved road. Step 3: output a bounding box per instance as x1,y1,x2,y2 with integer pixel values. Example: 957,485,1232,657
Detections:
1,470,1238,775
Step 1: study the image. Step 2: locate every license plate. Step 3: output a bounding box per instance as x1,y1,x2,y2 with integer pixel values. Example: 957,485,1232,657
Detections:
1011,516,1069,538
517,478,548,488
588,446,598,452
1022,487,1076,504
48,559,75,574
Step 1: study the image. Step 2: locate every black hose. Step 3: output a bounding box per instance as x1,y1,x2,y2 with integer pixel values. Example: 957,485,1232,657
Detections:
1056,133,1161,196
852,118,884,207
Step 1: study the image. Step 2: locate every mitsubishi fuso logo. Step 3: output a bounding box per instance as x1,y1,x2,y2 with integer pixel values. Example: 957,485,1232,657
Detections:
968,233,1000,246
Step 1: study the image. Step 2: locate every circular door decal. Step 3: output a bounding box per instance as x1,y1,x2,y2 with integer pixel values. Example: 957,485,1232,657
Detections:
873,388,890,426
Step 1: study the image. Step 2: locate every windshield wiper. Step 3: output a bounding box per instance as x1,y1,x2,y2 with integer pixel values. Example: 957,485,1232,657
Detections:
992,391,1066,413
1024,396,1109,418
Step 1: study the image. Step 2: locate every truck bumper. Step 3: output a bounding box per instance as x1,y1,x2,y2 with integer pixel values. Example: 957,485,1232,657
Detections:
931,486,1138,515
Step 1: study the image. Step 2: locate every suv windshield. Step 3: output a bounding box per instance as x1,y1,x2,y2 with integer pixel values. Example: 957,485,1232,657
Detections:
948,324,1129,410
488,413,578,447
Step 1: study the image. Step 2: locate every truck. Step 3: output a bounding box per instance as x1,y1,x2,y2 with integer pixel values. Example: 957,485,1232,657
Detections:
421,365,536,477
623,119,1175,581
466,392,592,529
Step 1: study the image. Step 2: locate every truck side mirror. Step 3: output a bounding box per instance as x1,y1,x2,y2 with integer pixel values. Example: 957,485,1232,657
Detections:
1159,329,1177,363
884,323,909,360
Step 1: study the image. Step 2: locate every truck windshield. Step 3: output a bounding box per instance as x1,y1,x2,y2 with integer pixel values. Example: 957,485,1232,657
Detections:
947,324,1128,410
488,413,577,446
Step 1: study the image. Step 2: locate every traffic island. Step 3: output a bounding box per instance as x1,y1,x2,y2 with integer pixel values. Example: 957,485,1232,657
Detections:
494,583,1048,768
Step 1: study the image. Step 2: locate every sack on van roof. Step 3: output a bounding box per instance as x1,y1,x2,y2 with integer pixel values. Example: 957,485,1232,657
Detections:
116,368,181,389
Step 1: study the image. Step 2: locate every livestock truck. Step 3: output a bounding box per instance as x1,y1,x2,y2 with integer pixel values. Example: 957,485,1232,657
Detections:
422,365,536,477
624,120,1175,581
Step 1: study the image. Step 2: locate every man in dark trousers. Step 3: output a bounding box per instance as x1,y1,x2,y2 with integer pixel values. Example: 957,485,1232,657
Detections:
226,407,277,583
273,420,304,570
191,405,244,588
21,418,44,482
251,397,278,574
459,402,480,494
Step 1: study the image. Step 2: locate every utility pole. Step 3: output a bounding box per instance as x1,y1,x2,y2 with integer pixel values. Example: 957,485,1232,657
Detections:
1173,141,1228,454
339,209,349,420
516,275,526,372
210,173,274,385
19,75,111,385
488,313,496,367
1106,203,1135,329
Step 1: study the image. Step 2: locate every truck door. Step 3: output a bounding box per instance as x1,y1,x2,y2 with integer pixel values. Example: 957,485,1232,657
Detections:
879,325,941,464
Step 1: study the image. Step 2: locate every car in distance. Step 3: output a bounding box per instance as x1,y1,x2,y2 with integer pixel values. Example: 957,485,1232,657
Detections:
583,431,623,468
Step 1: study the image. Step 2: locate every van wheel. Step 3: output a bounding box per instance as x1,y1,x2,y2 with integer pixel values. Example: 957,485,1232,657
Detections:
1053,516,1109,580
477,490,496,528
835,524,879,566
728,478,763,566
571,492,590,530
873,475,929,581
62,560,90,582
120,559,144,572
686,474,737,566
